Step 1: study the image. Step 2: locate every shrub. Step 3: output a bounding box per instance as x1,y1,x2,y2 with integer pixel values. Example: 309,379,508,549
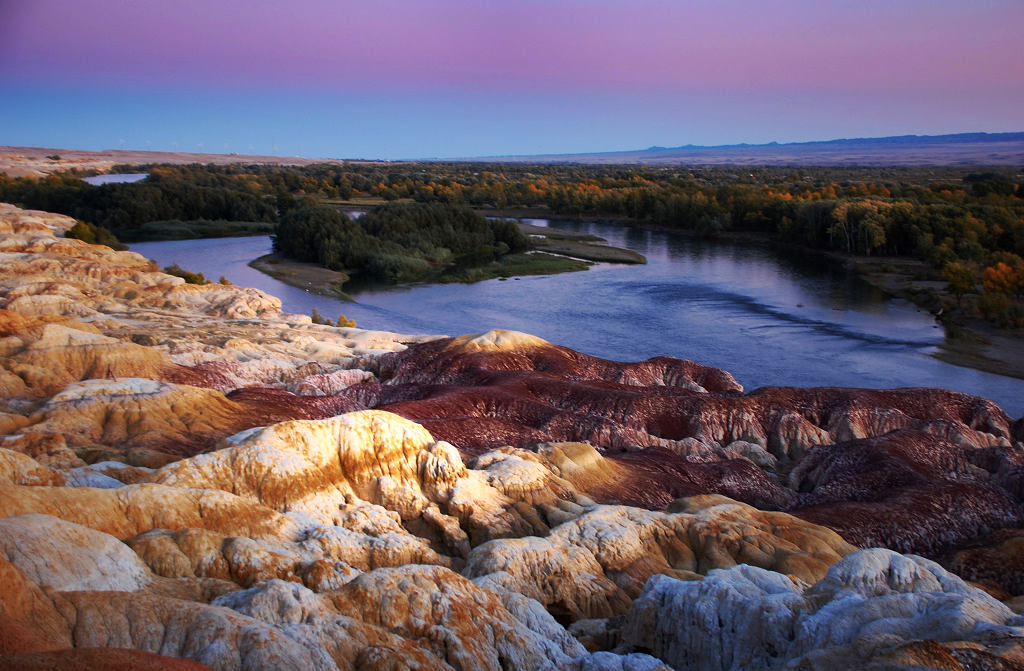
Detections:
979,294,1024,328
65,221,127,250
163,263,208,285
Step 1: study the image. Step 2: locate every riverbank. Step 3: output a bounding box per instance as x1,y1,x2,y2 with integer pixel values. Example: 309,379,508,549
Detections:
518,222,647,264
835,254,1024,381
249,253,354,299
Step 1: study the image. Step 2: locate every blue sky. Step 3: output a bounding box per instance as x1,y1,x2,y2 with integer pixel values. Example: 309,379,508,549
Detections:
2,0,1022,159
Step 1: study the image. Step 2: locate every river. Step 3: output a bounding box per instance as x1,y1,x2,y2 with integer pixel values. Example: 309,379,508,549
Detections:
83,173,148,186
130,220,1024,417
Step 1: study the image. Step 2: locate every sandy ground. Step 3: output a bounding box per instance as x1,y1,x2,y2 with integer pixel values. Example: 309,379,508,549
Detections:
0,145,353,178
932,323,1024,381
248,254,353,300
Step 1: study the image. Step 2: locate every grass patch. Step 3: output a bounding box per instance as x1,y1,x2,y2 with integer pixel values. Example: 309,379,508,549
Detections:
518,222,646,264
454,252,592,281
517,222,604,242
130,220,276,241
532,239,646,264
320,197,416,207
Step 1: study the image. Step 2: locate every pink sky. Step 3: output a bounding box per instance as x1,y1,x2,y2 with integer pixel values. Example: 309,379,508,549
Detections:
2,0,1022,157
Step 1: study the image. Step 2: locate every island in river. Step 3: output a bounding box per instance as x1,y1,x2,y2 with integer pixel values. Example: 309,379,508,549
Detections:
265,202,646,295
251,219,645,299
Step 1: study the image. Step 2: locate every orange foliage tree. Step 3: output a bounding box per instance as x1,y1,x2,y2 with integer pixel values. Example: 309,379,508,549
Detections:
983,261,1023,298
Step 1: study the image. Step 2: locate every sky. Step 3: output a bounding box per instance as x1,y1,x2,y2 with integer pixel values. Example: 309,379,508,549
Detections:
1,0,1022,159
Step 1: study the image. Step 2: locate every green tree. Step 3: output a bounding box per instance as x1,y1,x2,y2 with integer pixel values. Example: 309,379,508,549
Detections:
163,263,208,285
65,221,127,250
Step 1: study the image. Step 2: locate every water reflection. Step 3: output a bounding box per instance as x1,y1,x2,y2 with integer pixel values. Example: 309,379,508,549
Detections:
623,226,652,253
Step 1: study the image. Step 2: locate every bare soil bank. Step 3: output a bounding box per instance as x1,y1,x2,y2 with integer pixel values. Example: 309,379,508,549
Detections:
837,254,1024,381
249,254,353,300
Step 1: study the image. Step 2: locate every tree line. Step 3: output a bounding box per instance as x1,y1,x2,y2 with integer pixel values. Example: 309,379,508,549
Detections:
273,202,529,284
0,170,275,241
1,161,1021,324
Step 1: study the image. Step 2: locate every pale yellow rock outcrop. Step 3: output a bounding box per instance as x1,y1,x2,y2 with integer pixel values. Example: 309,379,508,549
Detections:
23,378,244,450
152,410,574,552
445,329,550,353
155,410,440,516
0,483,302,541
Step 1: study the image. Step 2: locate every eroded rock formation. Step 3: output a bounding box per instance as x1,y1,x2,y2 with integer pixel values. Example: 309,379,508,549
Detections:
619,549,1024,671
1,202,1022,670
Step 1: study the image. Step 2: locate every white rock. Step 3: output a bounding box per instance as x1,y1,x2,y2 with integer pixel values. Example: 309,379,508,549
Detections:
0,513,152,591
618,548,1024,671
64,469,126,488
212,578,334,625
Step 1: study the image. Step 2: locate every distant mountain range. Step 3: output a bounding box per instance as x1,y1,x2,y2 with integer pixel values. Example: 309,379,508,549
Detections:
479,132,1024,167
3,132,1023,175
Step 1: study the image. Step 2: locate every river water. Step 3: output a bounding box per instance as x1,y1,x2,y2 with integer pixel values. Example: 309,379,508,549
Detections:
83,173,149,186
130,220,1024,417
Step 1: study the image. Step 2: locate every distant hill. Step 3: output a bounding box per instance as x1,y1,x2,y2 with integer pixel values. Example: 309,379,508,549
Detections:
3,132,1023,176
479,132,1024,167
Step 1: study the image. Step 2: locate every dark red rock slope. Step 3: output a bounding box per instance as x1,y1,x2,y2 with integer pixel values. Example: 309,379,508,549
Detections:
349,335,1023,563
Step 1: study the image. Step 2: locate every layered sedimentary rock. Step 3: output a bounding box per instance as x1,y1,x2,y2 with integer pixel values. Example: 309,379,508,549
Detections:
349,334,1023,561
789,429,1024,555
1,202,1023,670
